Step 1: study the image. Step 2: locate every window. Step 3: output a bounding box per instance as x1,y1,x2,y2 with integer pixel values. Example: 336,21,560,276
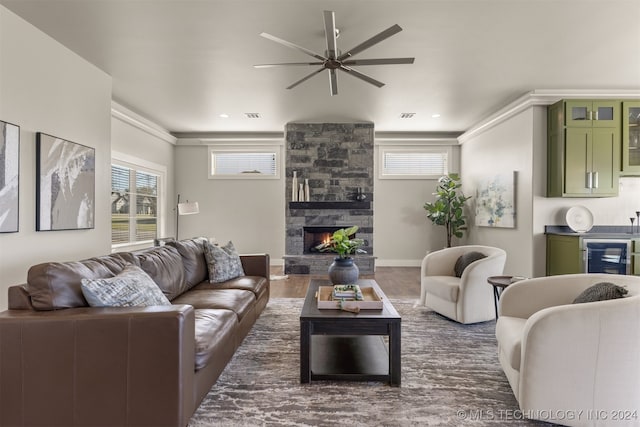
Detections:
379,148,450,179
208,147,280,179
111,163,160,246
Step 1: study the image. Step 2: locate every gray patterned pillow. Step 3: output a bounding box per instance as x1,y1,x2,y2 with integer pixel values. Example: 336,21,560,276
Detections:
203,240,245,283
81,264,171,307
573,282,628,304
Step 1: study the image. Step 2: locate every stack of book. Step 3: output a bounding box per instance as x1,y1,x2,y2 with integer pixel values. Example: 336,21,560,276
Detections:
332,284,364,301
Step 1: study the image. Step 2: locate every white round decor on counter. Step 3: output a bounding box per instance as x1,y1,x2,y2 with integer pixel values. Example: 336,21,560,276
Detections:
566,206,594,233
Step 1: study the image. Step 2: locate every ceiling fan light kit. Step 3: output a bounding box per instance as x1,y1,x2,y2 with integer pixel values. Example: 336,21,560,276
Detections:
255,10,414,96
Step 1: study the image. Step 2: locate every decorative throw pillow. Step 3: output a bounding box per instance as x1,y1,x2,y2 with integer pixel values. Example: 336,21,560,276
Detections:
80,264,171,307
203,240,245,283
454,251,487,277
573,282,628,304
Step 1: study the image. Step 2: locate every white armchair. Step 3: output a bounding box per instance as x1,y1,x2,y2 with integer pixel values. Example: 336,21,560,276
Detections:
496,274,640,426
419,245,506,324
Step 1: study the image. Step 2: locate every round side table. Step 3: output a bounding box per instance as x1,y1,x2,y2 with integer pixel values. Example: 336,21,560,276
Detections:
487,275,526,318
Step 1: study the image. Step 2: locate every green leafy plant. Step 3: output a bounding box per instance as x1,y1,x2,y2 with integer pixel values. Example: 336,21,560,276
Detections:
423,173,471,247
315,226,366,259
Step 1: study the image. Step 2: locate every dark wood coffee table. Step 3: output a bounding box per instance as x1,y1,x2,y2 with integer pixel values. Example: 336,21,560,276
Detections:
300,278,401,386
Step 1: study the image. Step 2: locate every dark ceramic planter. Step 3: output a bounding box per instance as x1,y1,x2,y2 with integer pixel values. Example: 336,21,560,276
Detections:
328,257,359,285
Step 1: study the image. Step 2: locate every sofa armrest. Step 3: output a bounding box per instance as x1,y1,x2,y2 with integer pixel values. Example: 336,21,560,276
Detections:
518,296,640,415
240,253,270,278
0,305,196,427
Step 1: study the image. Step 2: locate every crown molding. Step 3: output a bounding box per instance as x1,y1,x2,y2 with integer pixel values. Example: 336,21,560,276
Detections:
111,101,177,145
458,89,640,144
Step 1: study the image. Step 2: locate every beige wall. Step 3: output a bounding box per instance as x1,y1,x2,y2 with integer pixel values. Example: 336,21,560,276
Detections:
111,104,176,252
460,109,536,277
373,144,461,265
175,144,286,258
0,6,112,310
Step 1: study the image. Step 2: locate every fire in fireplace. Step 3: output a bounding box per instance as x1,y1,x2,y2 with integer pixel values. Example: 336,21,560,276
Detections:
303,226,355,254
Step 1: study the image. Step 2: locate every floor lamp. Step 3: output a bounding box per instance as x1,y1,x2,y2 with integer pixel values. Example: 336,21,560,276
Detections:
176,194,199,240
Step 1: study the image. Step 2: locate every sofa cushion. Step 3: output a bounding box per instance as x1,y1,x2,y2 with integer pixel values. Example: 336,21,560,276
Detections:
172,289,255,322
193,309,237,371
454,251,487,277
203,241,245,283
425,276,461,302
192,276,268,299
80,264,171,307
573,282,629,304
26,253,134,310
166,238,208,291
132,245,186,300
496,316,526,371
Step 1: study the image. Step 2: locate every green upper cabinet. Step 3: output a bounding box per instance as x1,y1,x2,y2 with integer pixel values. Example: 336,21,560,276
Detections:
547,99,620,197
565,100,620,128
622,101,640,174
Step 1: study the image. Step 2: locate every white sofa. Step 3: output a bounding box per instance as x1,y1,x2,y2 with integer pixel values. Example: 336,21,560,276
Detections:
496,274,640,426
419,245,506,324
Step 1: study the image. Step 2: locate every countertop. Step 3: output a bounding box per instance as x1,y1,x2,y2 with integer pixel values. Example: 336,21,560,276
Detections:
545,225,640,238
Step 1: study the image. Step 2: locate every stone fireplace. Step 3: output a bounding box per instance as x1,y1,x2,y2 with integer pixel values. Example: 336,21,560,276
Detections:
284,123,375,274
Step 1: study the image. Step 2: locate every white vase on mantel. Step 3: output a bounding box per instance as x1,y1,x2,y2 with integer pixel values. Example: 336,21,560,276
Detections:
298,183,305,202
304,179,310,202
292,171,298,202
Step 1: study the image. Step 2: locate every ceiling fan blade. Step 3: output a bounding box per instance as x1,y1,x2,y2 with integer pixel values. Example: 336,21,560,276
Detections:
286,67,326,90
339,65,385,88
254,62,324,68
337,24,403,61
341,57,415,66
260,32,327,62
328,69,338,96
323,10,338,60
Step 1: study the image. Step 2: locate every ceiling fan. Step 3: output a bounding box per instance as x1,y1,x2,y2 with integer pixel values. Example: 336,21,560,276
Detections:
254,10,414,95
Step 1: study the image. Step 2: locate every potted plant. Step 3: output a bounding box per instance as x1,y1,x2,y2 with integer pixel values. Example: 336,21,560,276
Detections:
423,173,471,247
315,226,366,284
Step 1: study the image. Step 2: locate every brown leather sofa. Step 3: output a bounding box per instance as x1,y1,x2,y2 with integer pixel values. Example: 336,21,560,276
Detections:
0,238,270,427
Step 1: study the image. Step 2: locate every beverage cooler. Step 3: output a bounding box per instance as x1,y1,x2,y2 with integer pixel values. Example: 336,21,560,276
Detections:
582,239,631,275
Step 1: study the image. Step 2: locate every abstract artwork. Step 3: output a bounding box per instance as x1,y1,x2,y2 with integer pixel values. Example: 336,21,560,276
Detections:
475,172,516,228
0,120,20,233
36,132,95,231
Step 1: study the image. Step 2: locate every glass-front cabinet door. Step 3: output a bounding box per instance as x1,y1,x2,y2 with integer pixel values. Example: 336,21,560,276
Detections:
622,101,640,173
565,100,620,128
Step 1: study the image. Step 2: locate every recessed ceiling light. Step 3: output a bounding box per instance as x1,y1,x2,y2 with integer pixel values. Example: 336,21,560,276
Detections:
399,113,415,119
431,113,441,118
244,113,261,119
219,113,230,118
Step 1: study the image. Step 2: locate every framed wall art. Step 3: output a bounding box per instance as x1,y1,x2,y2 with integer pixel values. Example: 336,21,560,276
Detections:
0,120,20,233
475,172,516,228
36,132,95,231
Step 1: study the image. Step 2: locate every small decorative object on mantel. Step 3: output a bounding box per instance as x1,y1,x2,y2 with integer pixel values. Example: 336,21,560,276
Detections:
315,226,366,284
292,171,298,201
304,178,310,202
298,183,305,202
355,187,367,202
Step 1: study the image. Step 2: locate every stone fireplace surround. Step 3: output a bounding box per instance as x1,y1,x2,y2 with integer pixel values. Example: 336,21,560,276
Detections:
284,122,375,274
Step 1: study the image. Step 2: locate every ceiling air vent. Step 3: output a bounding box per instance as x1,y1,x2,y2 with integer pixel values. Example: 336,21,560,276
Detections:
399,113,415,119
244,113,261,119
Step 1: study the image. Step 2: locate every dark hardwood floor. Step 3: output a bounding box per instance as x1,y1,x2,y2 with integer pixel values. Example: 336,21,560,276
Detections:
269,266,421,299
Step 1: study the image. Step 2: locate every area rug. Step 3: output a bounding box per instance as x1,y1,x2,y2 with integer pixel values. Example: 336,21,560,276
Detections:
189,298,554,427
